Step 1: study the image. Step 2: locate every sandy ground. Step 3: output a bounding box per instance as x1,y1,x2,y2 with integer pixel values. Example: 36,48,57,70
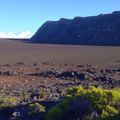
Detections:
0,39,120,67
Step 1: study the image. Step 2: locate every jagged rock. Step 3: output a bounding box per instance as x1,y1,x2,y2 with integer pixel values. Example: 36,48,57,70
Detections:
29,70,89,81
12,71,19,75
12,111,21,117
3,71,11,76
30,91,40,101
57,71,75,79
15,61,25,66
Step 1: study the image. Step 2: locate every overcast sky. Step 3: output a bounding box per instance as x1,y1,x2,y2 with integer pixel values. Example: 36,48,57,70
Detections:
0,0,120,38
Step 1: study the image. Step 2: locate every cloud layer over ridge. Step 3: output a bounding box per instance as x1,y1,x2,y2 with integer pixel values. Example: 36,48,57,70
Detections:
0,31,33,38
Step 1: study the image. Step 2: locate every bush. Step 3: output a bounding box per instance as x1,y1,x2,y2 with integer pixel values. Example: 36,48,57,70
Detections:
0,97,18,110
28,102,45,115
46,86,120,120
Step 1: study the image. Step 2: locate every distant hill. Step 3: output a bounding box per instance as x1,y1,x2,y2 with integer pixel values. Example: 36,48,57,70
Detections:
31,11,120,46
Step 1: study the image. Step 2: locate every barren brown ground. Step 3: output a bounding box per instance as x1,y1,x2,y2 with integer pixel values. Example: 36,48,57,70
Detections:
0,39,120,120
0,39,119,68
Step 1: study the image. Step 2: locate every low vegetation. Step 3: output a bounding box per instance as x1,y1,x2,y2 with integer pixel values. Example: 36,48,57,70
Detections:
0,85,120,120
0,96,18,110
28,102,46,115
46,86,120,120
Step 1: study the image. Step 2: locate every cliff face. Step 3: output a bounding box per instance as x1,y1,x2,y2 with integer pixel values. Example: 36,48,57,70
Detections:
31,11,120,45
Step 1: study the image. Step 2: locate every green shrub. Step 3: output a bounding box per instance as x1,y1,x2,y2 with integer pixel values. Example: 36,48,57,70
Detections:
39,90,46,100
46,106,63,120
20,90,30,102
101,105,118,119
46,86,120,120
0,97,18,110
28,102,45,115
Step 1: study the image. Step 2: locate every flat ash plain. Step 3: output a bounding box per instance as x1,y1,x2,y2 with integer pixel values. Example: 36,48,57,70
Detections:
0,39,120,67
0,39,120,120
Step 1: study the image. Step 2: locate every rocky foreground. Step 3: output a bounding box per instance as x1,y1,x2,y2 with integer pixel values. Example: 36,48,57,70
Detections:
0,61,120,120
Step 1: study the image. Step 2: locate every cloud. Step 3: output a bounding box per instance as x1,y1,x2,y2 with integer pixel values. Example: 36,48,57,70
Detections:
0,31,33,38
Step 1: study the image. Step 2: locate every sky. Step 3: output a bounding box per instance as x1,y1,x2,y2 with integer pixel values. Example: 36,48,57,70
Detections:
0,0,120,38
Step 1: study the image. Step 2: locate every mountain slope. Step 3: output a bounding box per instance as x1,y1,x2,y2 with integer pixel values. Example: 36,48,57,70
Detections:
31,11,120,46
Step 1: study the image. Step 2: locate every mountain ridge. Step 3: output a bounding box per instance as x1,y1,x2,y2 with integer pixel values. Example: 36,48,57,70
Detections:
31,11,120,46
